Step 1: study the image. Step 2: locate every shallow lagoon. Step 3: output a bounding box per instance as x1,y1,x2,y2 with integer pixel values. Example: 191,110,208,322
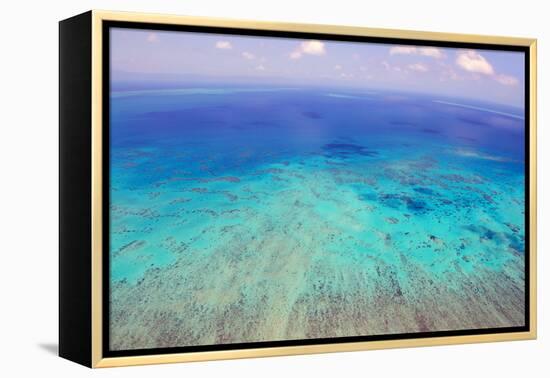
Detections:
109,87,525,350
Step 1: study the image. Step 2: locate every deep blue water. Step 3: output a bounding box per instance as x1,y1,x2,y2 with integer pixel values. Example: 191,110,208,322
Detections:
110,87,524,187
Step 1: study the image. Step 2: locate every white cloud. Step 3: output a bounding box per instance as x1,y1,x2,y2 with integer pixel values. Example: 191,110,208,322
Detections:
290,40,326,59
301,40,326,55
390,46,417,55
146,33,158,43
455,50,519,86
418,47,444,59
495,74,519,86
390,46,444,59
256,64,266,71
455,50,494,75
334,64,342,71
215,41,232,50
408,63,429,72
242,51,255,60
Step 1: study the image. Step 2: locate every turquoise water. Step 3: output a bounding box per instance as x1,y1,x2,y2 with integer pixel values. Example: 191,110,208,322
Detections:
109,87,525,350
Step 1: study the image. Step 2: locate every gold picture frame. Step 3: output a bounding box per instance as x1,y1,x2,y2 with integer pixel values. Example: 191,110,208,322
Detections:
59,10,537,368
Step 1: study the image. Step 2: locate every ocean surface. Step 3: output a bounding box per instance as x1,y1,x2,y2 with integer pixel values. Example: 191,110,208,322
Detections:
109,86,526,350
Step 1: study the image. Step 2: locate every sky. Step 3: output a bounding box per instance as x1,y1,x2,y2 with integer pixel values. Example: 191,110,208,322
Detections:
111,27,525,108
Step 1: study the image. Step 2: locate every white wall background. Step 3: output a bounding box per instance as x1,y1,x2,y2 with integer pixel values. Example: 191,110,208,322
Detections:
1,0,547,376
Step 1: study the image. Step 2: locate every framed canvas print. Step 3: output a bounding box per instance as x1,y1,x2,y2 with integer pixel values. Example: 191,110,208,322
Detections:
59,10,537,368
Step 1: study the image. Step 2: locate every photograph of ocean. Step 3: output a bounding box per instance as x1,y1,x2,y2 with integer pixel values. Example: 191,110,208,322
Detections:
108,28,526,350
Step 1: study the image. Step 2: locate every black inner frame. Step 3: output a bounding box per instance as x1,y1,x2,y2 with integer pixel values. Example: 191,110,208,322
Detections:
102,20,531,358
